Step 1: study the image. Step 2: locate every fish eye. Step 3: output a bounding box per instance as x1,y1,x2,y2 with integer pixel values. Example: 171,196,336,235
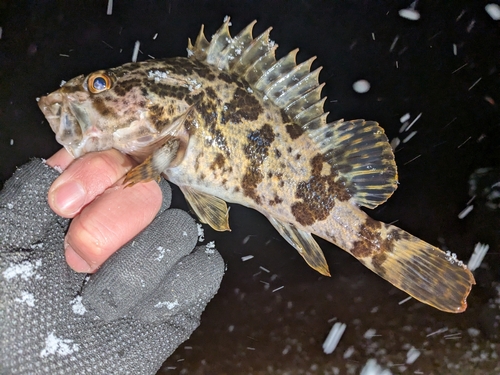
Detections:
88,72,112,94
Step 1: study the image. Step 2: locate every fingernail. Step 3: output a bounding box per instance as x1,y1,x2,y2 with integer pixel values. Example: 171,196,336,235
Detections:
53,181,86,216
65,242,92,273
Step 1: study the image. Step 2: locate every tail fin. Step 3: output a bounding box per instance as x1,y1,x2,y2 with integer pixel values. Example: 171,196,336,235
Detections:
351,223,475,313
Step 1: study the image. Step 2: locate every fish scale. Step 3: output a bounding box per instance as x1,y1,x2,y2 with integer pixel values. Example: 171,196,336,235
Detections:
38,17,475,313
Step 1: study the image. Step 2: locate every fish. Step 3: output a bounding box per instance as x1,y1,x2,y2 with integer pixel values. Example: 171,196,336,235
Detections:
38,18,475,313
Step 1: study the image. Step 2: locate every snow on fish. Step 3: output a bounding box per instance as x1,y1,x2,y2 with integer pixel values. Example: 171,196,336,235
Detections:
38,18,475,313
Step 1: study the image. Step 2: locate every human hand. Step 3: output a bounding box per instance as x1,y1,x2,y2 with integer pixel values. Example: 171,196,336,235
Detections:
0,159,224,374
46,148,163,273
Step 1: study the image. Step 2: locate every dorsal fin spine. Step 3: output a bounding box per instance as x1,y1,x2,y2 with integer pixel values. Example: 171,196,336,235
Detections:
294,97,327,126
245,43,278,85
285,83,325,117
266,57,317,106
188,18,325,125
188,24,209,60
254,49,298,93
303,113,330,132
206,21,232,68
275,67,323,110
265,55,312,94
225,20,257,70
232,28,271,75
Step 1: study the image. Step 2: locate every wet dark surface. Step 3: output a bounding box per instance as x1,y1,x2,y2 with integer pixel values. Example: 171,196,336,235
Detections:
1,1,500,374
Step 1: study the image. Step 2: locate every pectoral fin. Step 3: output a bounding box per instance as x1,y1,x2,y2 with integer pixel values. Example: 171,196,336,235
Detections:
124,138,179,186
180,186,230,231
268,216,330,276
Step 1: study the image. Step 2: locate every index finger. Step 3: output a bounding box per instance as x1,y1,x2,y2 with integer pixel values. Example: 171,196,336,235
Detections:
47,148,135,218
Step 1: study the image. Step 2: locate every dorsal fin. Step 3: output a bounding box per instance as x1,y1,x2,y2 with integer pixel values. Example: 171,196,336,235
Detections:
188,18,398,208
187,17,326,129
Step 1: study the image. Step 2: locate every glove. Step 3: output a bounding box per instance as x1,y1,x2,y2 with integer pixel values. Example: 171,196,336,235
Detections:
0,159,225,375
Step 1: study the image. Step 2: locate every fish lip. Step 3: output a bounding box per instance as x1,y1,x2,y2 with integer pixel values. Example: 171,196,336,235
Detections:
38,92,88,157
39,92,114,158
38,93,62,129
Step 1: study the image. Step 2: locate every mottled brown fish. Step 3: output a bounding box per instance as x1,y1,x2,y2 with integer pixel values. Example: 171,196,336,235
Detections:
38,18,475,312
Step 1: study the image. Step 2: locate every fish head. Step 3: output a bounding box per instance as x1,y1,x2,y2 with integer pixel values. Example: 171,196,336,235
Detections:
38,61,191,160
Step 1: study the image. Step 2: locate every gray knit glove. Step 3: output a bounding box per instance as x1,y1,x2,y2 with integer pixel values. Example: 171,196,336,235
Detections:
0,159,224,375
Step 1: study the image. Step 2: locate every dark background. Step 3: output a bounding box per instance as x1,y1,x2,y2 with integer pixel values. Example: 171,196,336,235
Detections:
1,1,499,373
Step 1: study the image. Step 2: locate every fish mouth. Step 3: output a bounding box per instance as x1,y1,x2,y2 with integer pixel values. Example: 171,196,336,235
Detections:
38,92,97,158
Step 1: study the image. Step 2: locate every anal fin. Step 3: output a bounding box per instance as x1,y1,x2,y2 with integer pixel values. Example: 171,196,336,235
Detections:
268,216,330,276
180,186,230,232
124,138,179,187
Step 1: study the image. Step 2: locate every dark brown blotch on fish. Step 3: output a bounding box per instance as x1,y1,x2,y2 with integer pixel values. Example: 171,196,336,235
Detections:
222,87,263,125
205,72,216,81
241,124,275,204
195,94,219,135
280,109,292,123
243,124,275,162
205,86,218,100
60,84,83,94
114,78,143,97
285,124,304,140
291,153,350,226
166,57,211,77
281,109,305,140
114,63,142,76
148,82,191,100
188,91,205,106
165,59,190,76
351,222,415,272
242,170,264,204
185,58,215,78
351,217,383,259
183,111,199,135
148,104,171,131
92,96,115,117
269,195,283,206
210,153,226,170
149,104,165,118
218,72,234,84
208,129,230,157
387,227,412,242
